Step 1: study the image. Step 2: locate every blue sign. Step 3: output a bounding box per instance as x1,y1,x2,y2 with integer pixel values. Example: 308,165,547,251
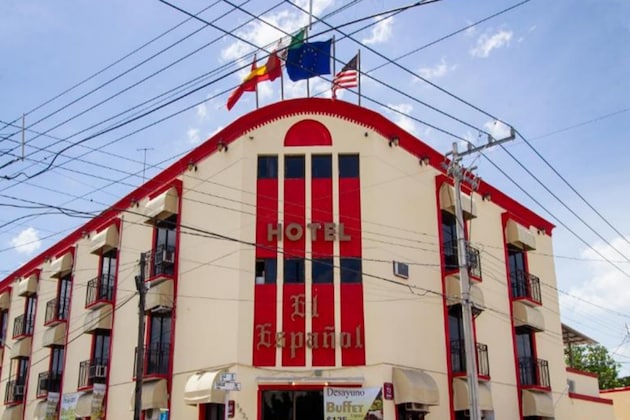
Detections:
159,409,169,420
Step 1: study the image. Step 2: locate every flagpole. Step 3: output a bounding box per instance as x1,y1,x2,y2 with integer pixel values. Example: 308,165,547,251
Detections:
357,49,362,106
280,68,284,101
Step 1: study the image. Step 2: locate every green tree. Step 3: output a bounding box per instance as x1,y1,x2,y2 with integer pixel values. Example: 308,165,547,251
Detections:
565,344,623,389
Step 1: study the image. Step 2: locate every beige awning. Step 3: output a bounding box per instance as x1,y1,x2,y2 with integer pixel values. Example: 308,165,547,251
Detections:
1,405,23,420
445,275,485,312
440,184,477,220
513,301,545,332
146,279,174,313
50,252,73,279
75,392,93,417
0,291,10,310
452,378,493,411
506,220,536,251
184,370,227,405
130,379,169,411
10,337,31,358
522,389,554,417
144,187,179,223
33,400,47,420
42,323,66,347
90,224,119,255
392,367,439,406
84,304,113,334
16,274,38,297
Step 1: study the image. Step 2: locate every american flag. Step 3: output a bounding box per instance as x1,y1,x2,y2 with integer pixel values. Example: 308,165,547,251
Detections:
332,53,359,99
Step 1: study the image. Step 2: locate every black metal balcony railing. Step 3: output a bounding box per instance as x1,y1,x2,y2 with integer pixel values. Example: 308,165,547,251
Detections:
450,340,490,377
511,270,542,304
443,240,483,279
4,380,25,404
85,274,115,307
134,344,169,377
146,244,176,278
518,357,550,388
36,371,62,397
44,297,70,324
12,314,34,338
78,358,108,389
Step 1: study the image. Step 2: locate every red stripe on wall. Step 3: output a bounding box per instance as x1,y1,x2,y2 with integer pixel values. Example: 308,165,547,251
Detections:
312,284,335,366
283,178,306,258
339,176,365,366
311,178,333,257
282,283,306,366
253,177,278,366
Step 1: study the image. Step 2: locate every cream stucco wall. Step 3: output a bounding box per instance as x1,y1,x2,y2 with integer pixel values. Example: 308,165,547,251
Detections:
602,388,630,420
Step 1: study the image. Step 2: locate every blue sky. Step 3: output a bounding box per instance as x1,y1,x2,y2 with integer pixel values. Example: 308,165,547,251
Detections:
1,0,629,373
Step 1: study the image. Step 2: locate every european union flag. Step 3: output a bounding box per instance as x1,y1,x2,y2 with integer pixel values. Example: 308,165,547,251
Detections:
286,39,332,81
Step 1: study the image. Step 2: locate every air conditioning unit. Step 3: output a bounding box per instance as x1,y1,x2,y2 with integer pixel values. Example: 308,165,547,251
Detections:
14,384,25,397
162,250,175,264
404,403,428,413
94,365,107,379
393,261,409,279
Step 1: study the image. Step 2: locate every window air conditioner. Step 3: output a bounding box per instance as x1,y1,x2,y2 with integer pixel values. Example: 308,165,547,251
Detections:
393,261,409,279
14,384,24,397
162,250,175,264
94,365,107,379
404,403,428,413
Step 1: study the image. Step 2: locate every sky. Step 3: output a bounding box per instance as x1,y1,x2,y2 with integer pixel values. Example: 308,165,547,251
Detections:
1,0,630,374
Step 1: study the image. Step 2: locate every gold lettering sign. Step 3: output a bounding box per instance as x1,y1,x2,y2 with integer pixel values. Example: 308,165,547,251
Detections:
254,325,364,357
267,223,351,242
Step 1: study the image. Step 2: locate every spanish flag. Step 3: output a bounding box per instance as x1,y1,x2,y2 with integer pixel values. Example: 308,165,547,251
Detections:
226,52,281,111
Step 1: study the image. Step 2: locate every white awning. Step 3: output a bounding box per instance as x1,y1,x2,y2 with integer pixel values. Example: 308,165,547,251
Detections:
452,378,493,411
1,405,23,420
184,371,227,405
440,184,477,220
50,252,73,279
0,291,10,310
129,379,169,411
16,274,38,297
42,323,66,347
84,304,113,334
392,367,439,406
90,224,119,255
522,389,554,417
10,337,32,358
146,279,174,313
144,187,179,223
445,275,485,312
506,220,536,251
513,301,545,332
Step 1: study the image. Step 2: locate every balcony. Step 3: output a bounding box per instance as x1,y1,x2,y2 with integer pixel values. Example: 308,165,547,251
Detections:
85,274,114,308
519,357,550,388
511,270,542,304
36,371,62,398
78,358,108,389
450,340,490,377
134,344,169,377
4,380,25,404
145,245,176,280
12,314,33,339
442,240,483,279
44,297,70,325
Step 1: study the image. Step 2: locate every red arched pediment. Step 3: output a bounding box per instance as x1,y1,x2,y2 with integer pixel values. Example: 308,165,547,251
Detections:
284,119,332,146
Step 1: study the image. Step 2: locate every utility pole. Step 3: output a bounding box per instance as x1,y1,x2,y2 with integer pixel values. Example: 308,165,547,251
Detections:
134,252,148,420
447,128,514,420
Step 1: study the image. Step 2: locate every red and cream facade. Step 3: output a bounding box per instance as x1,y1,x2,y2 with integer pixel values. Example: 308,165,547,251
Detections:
0,99,615,419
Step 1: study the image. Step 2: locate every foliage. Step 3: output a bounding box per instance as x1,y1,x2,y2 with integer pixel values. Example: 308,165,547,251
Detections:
565,344,624,389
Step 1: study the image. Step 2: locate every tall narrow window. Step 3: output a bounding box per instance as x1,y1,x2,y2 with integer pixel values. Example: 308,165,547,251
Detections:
508,245,527,298
92,330,110,384
516,327,535,386
284,259,305,284
449,306,465,373
338,155,359,178
312,155,332,178
100,249,116,301
49,346,64,392
285,156,305,179
312,258,333,284
7,357,29,402
154,215,177,276
25,295,36,335
0,310,8,346
442,211,458,270
146,313,171,375
340,258,362,283
255,259,277,284
58,274,71,320
258,156,278,179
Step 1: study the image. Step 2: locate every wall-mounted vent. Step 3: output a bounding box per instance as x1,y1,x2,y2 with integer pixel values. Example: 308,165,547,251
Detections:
393,261,409,279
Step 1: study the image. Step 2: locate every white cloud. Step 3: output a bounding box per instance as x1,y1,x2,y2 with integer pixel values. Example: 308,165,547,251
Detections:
483,120,512,140
470,29,513,58
196,103,208,120
10,227,41,255
464,23,477,37
384,103,416,134
362,16,394,45
418,58,457,80
187,128,201,144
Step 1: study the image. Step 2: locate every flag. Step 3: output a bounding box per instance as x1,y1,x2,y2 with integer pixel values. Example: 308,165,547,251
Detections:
286,39,332,81
332,53,359,99
226,51,282,111
276,28,306,62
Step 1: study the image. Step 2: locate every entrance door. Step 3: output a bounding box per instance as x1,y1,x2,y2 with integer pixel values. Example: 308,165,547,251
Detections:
261,390,324,420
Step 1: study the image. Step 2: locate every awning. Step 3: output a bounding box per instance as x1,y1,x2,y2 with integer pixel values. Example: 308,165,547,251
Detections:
75,392,92,417
16,274,37,297
513,301,545,332
452,378,493,411
10,337,32,358
144,187,179,223
90,224,119,255
184,370,227,405
392,367,439,406
522,389,554,417
0,291,10,310
1,405,23,420
130,379,169,411
445,275,485,312
84,304,113,334
50,252,73,279
506,220,536,251
42,323,66,347
146,279,174,313
440,184,477,220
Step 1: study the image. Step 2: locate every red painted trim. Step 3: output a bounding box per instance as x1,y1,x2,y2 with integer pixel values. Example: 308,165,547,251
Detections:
311,284,335,366
338,178,361,257
282,283,306,366
253,284,277,366
566,367,599,378
284,119,333,146
283,177,306,258
311,177,333,258
601,386,630,393
568,392,614,405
